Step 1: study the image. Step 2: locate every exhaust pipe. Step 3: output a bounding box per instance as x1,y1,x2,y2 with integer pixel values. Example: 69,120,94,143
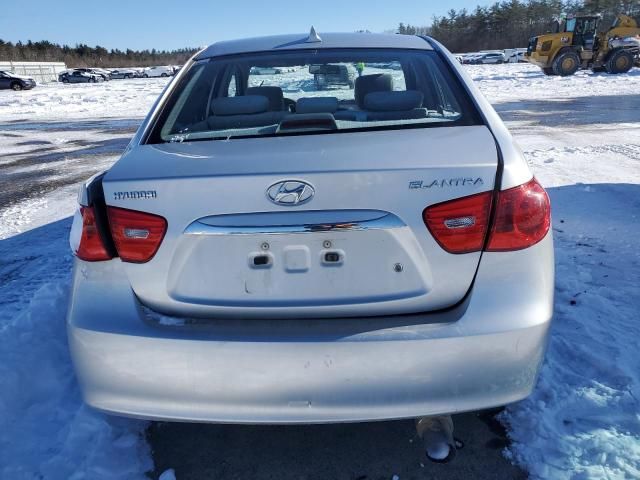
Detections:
416,415,463,463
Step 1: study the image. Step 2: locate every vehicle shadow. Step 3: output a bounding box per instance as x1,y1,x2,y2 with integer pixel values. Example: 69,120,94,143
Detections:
494,93,640,127
0,217,73,323
147,409,525,480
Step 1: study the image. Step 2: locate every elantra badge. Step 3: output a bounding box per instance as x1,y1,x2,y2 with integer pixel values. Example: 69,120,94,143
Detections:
267,180,315,206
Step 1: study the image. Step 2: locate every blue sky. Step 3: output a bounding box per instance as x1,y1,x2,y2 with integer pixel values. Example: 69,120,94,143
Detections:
1,0,491,51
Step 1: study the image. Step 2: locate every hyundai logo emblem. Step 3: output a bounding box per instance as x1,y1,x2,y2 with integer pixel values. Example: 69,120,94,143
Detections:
266,180,315,206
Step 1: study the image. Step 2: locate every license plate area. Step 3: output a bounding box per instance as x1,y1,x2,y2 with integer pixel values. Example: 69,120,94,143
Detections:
166,211,432,308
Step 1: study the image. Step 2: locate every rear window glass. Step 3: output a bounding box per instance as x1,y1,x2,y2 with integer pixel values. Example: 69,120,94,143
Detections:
149,49,480,144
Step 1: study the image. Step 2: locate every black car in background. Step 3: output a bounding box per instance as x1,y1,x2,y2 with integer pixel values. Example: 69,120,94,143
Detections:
0,70,36,90
59,70,103,83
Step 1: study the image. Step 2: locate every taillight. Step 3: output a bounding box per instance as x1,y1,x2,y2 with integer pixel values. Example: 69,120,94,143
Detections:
423,177,550,254
107,206,167,263
76,207,112,261
486,178,550,252
423,191,493,254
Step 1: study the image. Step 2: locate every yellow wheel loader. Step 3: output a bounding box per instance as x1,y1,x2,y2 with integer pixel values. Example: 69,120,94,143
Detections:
525,14,640,76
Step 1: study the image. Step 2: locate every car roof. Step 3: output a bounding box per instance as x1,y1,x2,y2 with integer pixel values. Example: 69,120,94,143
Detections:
196,32,433,60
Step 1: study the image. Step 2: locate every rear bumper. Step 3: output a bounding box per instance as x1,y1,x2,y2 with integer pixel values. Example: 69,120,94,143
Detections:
67,233,554,423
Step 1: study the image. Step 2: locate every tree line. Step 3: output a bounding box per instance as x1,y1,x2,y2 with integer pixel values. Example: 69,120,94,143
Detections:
398,0,640,52
0,40,199,68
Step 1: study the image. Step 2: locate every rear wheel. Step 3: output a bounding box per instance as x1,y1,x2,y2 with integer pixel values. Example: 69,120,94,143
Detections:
606,49,634,74
161,73,168,77
10,82,22,91
542,67,555,76
552,51,580,76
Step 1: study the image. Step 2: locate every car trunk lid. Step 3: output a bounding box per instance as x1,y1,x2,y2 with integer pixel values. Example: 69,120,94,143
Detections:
103,126,498,318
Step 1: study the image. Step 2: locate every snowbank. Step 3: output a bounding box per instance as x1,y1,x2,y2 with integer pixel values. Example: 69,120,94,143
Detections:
501,181,640,479
0,220,153,479
498,99,640,478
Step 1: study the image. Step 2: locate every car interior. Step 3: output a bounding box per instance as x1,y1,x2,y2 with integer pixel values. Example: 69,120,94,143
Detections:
156,50,469,142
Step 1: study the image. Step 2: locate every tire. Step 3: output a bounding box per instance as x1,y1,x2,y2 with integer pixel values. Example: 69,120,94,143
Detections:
542,67,556,76
143,74,149,78
161,73,168,77
62,78,69,84
552,50,580,76
124,74,130,79
10,82,22,91
606,49,634,74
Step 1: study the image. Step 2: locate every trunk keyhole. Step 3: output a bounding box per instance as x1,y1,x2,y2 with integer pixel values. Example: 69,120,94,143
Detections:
324,252,341,263
253,255,271,266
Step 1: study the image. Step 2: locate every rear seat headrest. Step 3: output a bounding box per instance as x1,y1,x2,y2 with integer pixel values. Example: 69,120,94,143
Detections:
296,97,338,114
245,86,284,111
211,95,269,116
364,90,424,112
354,74,393,109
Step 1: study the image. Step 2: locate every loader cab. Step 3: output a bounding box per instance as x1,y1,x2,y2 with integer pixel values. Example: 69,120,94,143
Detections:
565,16,600,50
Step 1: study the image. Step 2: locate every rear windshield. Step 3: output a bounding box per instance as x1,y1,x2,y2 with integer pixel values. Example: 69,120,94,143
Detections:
148,49,480,144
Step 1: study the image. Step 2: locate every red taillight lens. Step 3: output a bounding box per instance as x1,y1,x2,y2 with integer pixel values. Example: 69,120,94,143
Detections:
423,191,493,254
422,178,551,254
107,207,167,263
486,178,550,251
76,207,112,261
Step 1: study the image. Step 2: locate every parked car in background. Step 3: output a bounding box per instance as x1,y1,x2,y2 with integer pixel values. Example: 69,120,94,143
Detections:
474,52,507,64
143,66,174,78
250,66,285,75
73,68,111,81
503,48,528,63
59,70,103,83
109,69,140,79
250,66,297,75
0,70,36,90
310,63,356,89
460,53,481,64
67,32,553,429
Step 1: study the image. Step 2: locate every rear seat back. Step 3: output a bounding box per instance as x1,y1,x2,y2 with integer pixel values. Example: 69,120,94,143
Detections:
205,95,286,130
212,95,269,116
363,90,427,121
245,86,285,111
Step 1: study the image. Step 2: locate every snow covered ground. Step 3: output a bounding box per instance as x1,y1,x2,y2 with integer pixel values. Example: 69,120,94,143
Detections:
0,63,639,479
0,78,167,122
